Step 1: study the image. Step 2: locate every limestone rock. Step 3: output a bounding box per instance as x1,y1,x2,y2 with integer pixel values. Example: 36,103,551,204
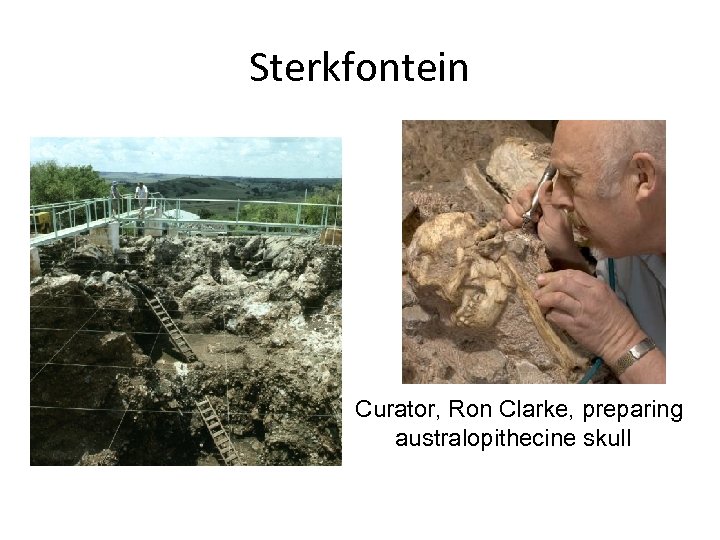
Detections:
402,120,548,188
98,332,135,362
264,237,291,261
402,305,432,333
402,283,417,308
76,449,118,466
270,238,313,272
152,238,183,264
66,244,113,272
486,138,552,198
463,350,508,384
511,360,555,384
462,163,508,217
219,267,247,286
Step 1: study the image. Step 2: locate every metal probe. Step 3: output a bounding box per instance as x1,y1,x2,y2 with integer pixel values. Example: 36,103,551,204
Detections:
522,163,557,227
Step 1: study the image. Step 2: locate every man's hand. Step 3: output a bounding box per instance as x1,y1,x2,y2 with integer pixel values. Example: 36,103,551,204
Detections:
535,270,666,383
501,181,585,271
500,182,536,230
534,270,645,362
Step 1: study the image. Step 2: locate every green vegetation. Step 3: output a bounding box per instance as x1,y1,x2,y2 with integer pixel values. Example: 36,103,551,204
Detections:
31,161,108,205
145,176,339,203
239,182,341,226
140,176,342,225
306,183,342,224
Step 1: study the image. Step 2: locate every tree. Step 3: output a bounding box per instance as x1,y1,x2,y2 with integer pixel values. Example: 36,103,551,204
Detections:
305,183,341,225
239,182,342,226
240,202,283,223
30,160,108,205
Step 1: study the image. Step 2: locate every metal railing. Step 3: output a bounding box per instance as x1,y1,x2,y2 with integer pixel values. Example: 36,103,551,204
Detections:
31,193,342,244
31,197,114,238
30,192,165,241
143,196,340,234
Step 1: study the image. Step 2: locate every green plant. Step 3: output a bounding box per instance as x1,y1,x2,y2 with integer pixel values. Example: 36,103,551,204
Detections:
31,161,108,205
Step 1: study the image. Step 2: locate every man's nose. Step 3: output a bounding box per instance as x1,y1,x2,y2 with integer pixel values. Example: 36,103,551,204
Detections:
551,176,574,210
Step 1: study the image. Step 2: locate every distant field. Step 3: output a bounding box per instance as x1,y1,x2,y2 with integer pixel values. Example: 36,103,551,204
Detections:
100,173,341,219
100,171,339,187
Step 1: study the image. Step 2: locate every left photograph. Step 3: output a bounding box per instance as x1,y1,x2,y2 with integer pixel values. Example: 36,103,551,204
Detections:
30,137,342,465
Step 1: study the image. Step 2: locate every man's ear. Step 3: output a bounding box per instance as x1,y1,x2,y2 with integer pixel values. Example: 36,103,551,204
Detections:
630,152,657,201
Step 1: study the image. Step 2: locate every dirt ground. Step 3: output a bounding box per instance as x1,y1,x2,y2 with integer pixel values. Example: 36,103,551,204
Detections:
30,234,342,465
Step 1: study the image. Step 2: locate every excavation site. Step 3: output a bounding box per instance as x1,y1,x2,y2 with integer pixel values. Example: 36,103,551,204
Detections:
30,232,342,465
402,121,617,384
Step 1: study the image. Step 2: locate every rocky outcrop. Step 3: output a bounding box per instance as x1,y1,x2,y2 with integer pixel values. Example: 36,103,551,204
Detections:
402,120,548,187
76,449,119,466
31,234,342,465
486,138,552,198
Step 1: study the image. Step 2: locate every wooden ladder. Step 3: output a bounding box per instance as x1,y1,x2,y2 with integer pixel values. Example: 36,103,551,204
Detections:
145,295,198,362
196,397,241,466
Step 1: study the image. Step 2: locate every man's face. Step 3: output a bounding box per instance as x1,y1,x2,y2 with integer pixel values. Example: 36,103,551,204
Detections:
550,121,634,258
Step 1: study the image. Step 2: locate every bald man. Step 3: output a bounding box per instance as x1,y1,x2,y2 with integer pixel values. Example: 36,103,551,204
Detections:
503,121,666,383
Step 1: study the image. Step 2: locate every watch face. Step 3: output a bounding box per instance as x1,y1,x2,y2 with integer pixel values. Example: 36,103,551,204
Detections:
618,339,656,376
631,338,656,359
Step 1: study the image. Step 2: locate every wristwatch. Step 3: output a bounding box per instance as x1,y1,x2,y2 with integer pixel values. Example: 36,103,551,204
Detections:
615,337,656,376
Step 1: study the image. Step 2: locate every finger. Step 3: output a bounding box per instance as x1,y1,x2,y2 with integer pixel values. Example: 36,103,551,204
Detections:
536,270,560,288
535,270,609,315
545,309,574,331
538,179,553,208
536,272,576,297
535,290,582,317
503,183,540,228
538,269,594,288
511,196,527,217
502,206,518,228
503,203,524,228
536,270,596,297
516,183,535,209
537,181,567,229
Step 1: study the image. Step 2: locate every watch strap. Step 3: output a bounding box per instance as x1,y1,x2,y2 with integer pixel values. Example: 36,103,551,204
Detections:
616,337,656,376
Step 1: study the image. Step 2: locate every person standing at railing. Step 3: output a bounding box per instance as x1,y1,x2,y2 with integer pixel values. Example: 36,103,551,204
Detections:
135,182,148,219
110,181,120,216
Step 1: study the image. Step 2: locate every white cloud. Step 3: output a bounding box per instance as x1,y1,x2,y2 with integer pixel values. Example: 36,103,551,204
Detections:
29,137,342,178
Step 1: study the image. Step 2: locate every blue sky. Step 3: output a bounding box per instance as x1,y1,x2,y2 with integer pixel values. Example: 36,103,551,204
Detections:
30,137,342,178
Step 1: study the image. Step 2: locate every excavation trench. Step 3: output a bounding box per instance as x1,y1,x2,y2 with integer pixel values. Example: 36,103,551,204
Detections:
30,234,342,465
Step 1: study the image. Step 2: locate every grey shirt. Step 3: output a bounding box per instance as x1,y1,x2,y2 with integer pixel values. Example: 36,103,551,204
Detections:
596,254,666,355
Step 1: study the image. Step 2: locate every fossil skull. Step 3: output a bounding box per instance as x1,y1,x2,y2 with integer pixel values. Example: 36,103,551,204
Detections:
407,212,515,330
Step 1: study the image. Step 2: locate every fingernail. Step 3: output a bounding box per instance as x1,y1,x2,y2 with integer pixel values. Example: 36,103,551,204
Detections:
536,274,547,285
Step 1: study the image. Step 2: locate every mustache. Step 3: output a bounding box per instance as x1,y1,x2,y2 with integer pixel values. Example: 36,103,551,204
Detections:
565,209,587,230
564,209,591,247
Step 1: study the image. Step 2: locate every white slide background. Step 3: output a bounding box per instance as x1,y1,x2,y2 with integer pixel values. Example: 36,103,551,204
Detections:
3,1,719,538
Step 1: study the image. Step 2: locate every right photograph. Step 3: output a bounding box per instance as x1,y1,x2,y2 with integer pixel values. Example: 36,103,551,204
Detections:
402,120,666,384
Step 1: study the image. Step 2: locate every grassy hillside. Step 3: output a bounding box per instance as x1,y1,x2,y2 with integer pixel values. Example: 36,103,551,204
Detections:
149,176,339,202
102,174,338,196
103,174,341,221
